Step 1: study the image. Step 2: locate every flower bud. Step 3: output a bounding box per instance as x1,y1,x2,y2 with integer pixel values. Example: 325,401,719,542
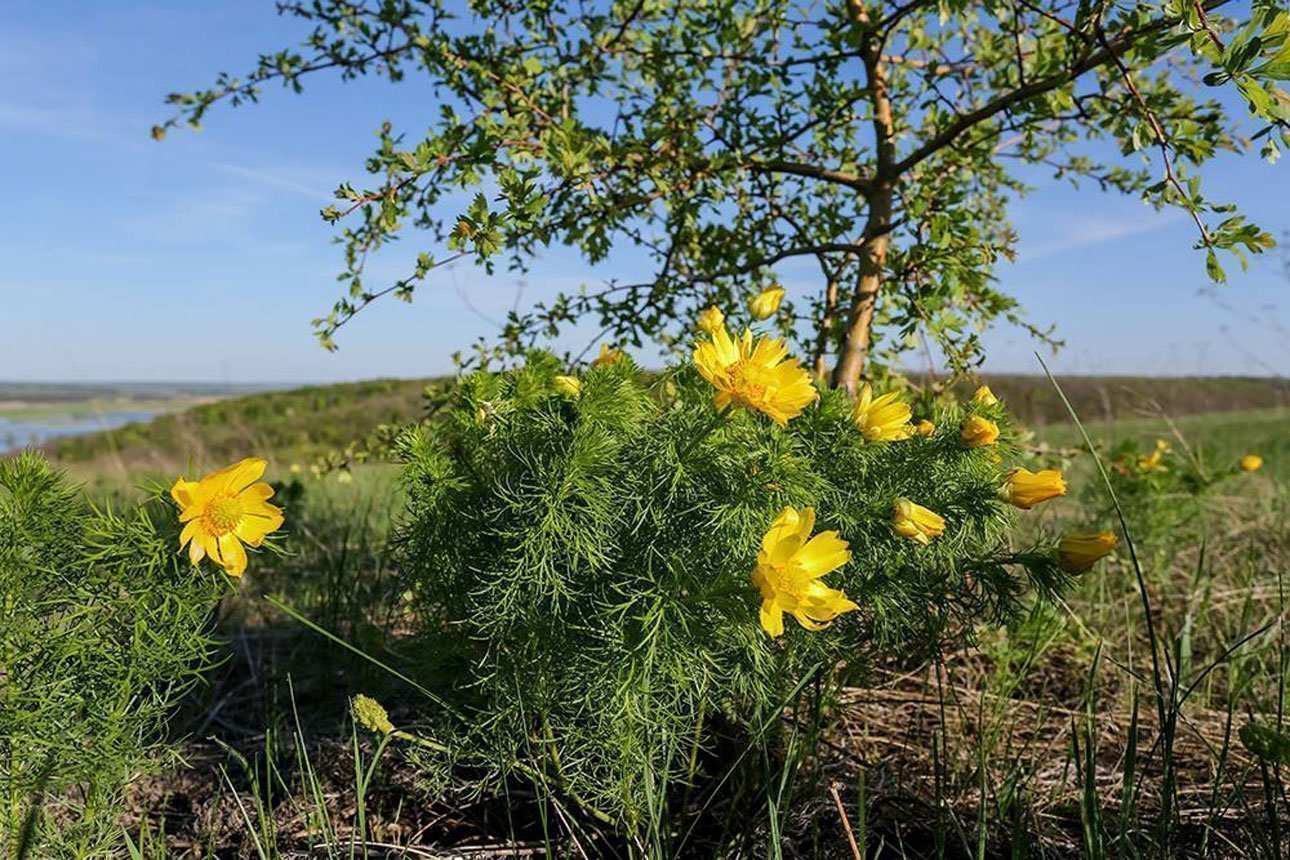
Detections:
1000,468,1067,509
1057,531,1118,573
892,498,946,545
697,305,725,335
960,415,999,448
747,286,786,320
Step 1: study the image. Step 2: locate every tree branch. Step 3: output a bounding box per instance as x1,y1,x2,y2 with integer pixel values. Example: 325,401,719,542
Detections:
892,2,1231,175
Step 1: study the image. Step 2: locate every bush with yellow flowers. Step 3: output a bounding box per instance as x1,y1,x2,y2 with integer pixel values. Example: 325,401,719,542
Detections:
1095,435,1268,536
391,332,1113,830
0,453,235,856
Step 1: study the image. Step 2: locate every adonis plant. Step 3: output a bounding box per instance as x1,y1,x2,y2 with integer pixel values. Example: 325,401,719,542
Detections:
385,320,1115,830
0,454,282,856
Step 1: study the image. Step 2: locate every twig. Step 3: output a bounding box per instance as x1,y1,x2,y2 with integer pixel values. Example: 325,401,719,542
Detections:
830,782,864,860
1093,24,1214,248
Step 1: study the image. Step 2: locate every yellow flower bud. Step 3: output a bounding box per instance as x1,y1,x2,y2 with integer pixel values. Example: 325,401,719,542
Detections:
914,419,936,437
1240,454,1263,472
1000,468,1067,509
973,385,998,406
1057,531,1118,573
554,375,582,396
961,415,999,448
1137,439,1170,473
892,498,946,545
351,694,394,734
747,286,786,320
592,343,624,367
697,305,725,335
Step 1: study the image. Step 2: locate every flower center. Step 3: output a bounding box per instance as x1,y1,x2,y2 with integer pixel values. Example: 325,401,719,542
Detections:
760,561,805,599
203,495,243,536
727,359,775,405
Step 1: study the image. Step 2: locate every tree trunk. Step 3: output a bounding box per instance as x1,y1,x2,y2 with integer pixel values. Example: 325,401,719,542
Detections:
832,25,896,392
831,181,893,392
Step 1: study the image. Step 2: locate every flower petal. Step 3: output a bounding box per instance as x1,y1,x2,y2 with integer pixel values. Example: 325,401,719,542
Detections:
212,533,249,577
795,531,851,578
212,457,269,494
761,506,803,557
759,600,785,637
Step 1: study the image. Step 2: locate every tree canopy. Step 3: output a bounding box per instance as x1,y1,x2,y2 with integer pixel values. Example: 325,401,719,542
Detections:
160,0,1287,387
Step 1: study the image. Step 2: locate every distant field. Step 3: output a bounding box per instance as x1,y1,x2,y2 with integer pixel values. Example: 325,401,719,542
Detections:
946,373,1289,425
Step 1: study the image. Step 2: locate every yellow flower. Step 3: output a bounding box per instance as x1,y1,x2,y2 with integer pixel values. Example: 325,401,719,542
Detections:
892,498,946,545
751,505,857,637
960,415,1000,448
693,324,817,426
351,694,394,734
592,343,624,367
1240,454,1263,472
851,384,914,441
1137,439,1170,473
915,419,936,437
973,384,999,406
697,305,725,335
1057,531,1118,573
747,285,786,320
1000,468,1067,510
289,463,303,475
554,375,582,396
171,457,284,577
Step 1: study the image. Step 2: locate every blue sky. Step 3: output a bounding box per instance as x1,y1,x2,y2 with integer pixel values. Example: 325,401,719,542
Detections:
1,1,1286,383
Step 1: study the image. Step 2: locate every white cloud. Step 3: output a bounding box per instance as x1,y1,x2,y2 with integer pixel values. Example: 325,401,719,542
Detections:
1023,210,1186,259
212,162,334,201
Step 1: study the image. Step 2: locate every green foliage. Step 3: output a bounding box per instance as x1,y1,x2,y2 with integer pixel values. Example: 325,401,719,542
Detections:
1076,431,1268,535
161,0,1281,381
390,350,1073,829
0,454,224,857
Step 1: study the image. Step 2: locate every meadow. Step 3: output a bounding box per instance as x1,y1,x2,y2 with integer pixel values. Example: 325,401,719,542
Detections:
11,374,1285,858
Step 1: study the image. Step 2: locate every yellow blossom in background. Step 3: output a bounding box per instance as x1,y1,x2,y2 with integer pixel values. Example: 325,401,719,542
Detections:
693,324,817,426
171,457,284,578
1057,531,1119,573
1137,438,1170,473
960,415,1000,448
697,305,725,335
289,463,303,475
751,505,857,637
914,419,935,437
747,285,786,320
851,384,914,441
973,385,999,406
1000,468,1067,509
892,498,946,545
592,343,624,367
351,694,394,734
554,375,582,396
1240,454,1263,472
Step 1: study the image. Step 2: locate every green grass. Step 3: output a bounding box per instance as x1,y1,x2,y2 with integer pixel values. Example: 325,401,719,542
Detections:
1037,407,1290,483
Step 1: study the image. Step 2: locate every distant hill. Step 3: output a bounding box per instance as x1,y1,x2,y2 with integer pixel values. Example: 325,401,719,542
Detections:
943,374,1290,425
39,373,1288,478
46,378,435,476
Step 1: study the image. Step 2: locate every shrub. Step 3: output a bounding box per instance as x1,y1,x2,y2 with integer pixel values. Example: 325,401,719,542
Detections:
0,453,224,857
392,348,1078,830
